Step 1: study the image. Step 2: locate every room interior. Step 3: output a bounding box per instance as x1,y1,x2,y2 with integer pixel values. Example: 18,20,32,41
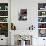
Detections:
0,0,46,46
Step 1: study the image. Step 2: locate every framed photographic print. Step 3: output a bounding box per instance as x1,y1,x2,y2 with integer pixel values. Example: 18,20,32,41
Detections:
38,29,46,37
0,23,8,37
18,9,27,21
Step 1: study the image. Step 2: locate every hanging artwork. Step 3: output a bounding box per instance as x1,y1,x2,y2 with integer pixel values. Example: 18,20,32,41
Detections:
18,9,27,21
0,23,8,37
38,29,46,37
11,23,16,30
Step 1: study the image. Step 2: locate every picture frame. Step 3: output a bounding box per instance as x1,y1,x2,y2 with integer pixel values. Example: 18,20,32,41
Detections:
18,9,27,21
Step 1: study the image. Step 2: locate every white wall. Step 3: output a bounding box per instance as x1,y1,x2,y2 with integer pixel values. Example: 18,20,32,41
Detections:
11,0,38,45
0,0,8,3
11,0,46,46
11,0,46,30
11,0,38,30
